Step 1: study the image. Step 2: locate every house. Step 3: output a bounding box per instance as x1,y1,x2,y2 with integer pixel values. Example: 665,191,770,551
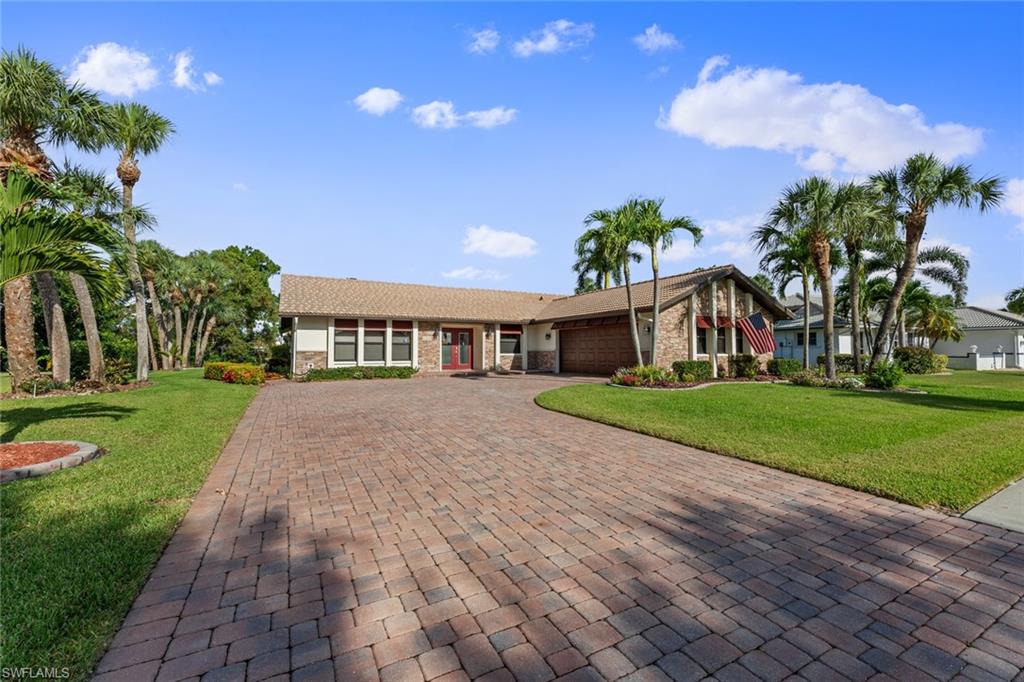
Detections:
934,307,1024,370
279,264,792,377
773,294,870,366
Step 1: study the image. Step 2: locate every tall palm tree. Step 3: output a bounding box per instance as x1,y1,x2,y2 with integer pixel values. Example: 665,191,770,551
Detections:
0,48,109,387
574,225,623,292
868,153,1003,367
908,294,963,348
752,226,814,368
583,202,644,365
107,102,174,382
867,237,970,305
750,273,774,294
634,198,702,366
138,240,176,369
1007,286,1024,315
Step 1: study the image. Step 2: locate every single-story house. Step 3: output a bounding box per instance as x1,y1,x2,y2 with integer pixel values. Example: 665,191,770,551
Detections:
934,307,1024,370
773,294,871,366
279,264,792,377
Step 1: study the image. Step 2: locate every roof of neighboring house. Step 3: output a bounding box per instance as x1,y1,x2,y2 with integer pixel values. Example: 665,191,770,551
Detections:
780,293,823,310
955,306,1024,330
774,314,851,331
279,264,793,325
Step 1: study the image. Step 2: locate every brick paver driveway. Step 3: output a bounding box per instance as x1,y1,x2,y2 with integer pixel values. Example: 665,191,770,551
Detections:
96,375,1024,682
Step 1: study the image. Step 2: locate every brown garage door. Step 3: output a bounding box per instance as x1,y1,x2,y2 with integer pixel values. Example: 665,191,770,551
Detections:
559,324,637,374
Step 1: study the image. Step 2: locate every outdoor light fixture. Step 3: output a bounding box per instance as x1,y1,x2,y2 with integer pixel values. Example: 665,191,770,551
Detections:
545,333,551,340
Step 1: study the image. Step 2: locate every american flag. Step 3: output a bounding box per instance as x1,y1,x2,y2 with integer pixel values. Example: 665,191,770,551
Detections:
736,312,776,354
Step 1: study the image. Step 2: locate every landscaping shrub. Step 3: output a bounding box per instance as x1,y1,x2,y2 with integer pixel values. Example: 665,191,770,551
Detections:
788,369,825,387
816,353,868,373
865,360,904,389
611,365,679,388
728,354,759,379
104,358,134,385
304,366,418,381
672,360,712,382
893,346,946,374
204,361,265,385
267,343,291,373
18,376,56,394
767,358,802,377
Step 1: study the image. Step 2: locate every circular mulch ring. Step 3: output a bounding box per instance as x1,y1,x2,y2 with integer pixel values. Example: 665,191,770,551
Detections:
0,441,102,483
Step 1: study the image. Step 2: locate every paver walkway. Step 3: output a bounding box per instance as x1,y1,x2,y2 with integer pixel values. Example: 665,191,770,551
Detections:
95,375,1024,682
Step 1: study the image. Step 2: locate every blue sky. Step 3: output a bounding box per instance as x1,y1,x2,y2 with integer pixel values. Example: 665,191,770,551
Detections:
7,2,1024,307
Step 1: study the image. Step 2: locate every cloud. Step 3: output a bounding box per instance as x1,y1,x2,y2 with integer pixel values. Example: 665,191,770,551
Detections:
648,65,671,80
633,24,680,54
354,87,403,116
462,225,537,258
920,235,972,258
68,42,158,97
512,19,594,57
411,102,516,129
702,213,763,237
171,50,221,92
232,182,248,192
442,266,506,281
659,55,985,174
1001,178,1024,232
468,28,500,54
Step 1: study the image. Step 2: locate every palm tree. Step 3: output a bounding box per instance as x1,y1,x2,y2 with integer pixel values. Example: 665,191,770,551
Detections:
752,226,814,368
583,202,644,365
634,198,702,366
867,237,970,305
107,102,174,381
909,294,963,348
750,273,774,294
868,153,1003,367
138,240,177,369
574,225,623,292
1007,286,1024,315
0,48,109,387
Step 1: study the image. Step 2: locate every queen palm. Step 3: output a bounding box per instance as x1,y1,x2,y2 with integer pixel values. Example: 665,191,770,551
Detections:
1,48,109,387
1007,286,1024,315
108,102,174,381
634,198,701,365
752,226,814,368
868,153,1003,367
573,225,622,293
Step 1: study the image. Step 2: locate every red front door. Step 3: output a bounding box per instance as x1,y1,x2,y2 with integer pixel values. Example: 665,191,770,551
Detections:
441,328,473,370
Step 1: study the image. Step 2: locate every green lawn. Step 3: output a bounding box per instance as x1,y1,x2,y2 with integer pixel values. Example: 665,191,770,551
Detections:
1,370,259,679
536,370,1024,513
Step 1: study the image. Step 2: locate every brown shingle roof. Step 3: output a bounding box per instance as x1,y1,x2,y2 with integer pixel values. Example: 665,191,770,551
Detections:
279,274,561,323
279,265,792,324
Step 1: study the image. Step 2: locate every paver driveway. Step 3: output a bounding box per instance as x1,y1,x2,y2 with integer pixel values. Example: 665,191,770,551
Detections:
95,375,1024,682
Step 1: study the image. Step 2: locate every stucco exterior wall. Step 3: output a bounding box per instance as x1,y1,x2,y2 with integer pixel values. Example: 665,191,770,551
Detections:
934,329,1024,369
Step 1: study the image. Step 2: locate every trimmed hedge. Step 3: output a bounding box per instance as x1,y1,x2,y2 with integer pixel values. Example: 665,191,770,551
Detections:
816,353,869,373
305,366,419,381
893,346,947,374
767,358,802,377
671,360,713,382
865,360,904,389
728,354,759,379
204,362,266,385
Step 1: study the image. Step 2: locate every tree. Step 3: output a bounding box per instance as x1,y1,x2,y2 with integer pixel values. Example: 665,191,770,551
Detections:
1007,286,1024,315
752,226,814,368
867,237,970,306
868,154,1003,367
583,202,643,365
908,293,963,348
138,240,176,369
634,198,701,366
107,102,174,381
751,273,773,294
0,48,109,387
574,224,623,292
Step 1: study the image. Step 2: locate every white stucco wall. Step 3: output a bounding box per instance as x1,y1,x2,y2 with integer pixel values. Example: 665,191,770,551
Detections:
527,323,556,351
934,329,1024,368
295,316,329,352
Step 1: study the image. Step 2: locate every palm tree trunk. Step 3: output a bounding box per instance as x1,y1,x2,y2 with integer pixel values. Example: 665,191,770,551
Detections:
801,272,811,369
181,293,202,368
622,261,644,366
146,277,171,370
649,249,660,366
121,181,150,382
849,256,863,374
147,319,158,371
35,273,71,384
193,308,207,366
898,311,907,348
68,273,105,381
173,301,183,368
196,314,216,366
2,277,37,388
810,238,836,379
603,271,610,289
870,217,924,367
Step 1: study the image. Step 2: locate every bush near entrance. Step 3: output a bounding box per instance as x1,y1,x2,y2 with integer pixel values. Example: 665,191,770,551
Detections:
671,360,713,382
728,354,759,378
817,353,868,373
767,358,802,377
304,366,418,381
865,360,904,389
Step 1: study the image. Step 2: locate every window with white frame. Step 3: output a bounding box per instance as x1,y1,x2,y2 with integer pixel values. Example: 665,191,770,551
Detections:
500,328,522,354
363,320,386,362
334,319,357,363
391,321,412,362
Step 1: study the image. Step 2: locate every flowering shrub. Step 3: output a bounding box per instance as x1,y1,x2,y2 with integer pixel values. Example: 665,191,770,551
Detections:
611,365,687,388
204,362,265,385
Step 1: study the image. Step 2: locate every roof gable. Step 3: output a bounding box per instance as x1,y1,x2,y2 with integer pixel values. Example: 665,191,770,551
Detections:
955,306,1024,329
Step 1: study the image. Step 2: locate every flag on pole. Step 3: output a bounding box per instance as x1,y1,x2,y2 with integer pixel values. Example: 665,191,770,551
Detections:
737,312,776,354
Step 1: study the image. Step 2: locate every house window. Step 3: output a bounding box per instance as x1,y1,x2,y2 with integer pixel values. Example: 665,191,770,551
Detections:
500,331,521,354
717,328,727,354
797,332,818,346
697,328,727,354
363,319,386,362
391,321,412,362
334,319,357,363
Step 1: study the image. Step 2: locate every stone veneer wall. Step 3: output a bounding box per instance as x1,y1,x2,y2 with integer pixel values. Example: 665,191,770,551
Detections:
528,350,556,371
483,324,494,371
653,302,691,370
294,351,326,375
498,354,524,371
418,322,441,372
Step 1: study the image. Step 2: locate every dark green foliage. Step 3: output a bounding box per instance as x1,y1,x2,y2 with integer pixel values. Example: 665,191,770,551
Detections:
18,376,56,394
103,358,133,385
304,366,418,381
728,354,759,378
610,365,678,387
893,346,944,374
672,360,712,381
865,360,904,389
767,358,802,377
816,353,868,373
267,343,290,373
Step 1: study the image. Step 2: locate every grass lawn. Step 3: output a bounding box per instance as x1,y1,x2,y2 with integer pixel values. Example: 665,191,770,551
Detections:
1,371,10,393
536,370,1024,513
0,370,259,679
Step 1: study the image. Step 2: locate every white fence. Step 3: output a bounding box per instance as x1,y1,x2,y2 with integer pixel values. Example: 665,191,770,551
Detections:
947,352,1009,371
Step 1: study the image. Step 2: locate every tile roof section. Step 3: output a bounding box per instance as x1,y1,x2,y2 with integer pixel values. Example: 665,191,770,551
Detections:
955,306,1024,329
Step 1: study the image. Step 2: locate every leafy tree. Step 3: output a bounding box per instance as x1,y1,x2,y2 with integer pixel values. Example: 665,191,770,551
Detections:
750,273,774,294
1007,286,1024,315
868,154,1003,367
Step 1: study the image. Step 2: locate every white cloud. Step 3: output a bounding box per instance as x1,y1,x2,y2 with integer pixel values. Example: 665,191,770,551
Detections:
1001,178,1024,233
659,55,985,175
702,213,762,237
462,225,537,258
920,235,972,258
633,24,680,54
171,50,221,92
354,87,403,116
442,266,506,281
232,182,248,192
468,28,500,54
648,65,671,80
464,106,517,129
68,42,158,97
512,19,594,57
203,72,223,86
412,101,460,129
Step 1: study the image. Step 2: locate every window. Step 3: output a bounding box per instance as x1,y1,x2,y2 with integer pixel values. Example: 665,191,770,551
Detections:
500,332,521,354
717,328,727,354
391,321,412,363
697,328,727,354
334,319,357,363
797,332,818,347
363,319,386,362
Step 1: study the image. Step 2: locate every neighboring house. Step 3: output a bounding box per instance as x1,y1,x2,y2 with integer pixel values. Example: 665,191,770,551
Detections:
279,264,792,377
773,294,869,366
933,307,1024,370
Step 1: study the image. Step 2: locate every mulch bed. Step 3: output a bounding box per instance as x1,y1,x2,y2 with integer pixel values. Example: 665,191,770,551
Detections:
0,380,151,401
0,442,80,470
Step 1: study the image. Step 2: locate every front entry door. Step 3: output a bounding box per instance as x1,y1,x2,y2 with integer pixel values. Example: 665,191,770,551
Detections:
441,328,473,370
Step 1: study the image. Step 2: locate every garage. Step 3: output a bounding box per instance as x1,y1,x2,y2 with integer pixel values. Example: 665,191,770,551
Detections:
556,316,638,374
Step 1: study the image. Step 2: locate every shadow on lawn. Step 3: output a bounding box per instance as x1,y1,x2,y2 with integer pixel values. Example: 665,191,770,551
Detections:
828,388,1024,413
0,401,137,441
